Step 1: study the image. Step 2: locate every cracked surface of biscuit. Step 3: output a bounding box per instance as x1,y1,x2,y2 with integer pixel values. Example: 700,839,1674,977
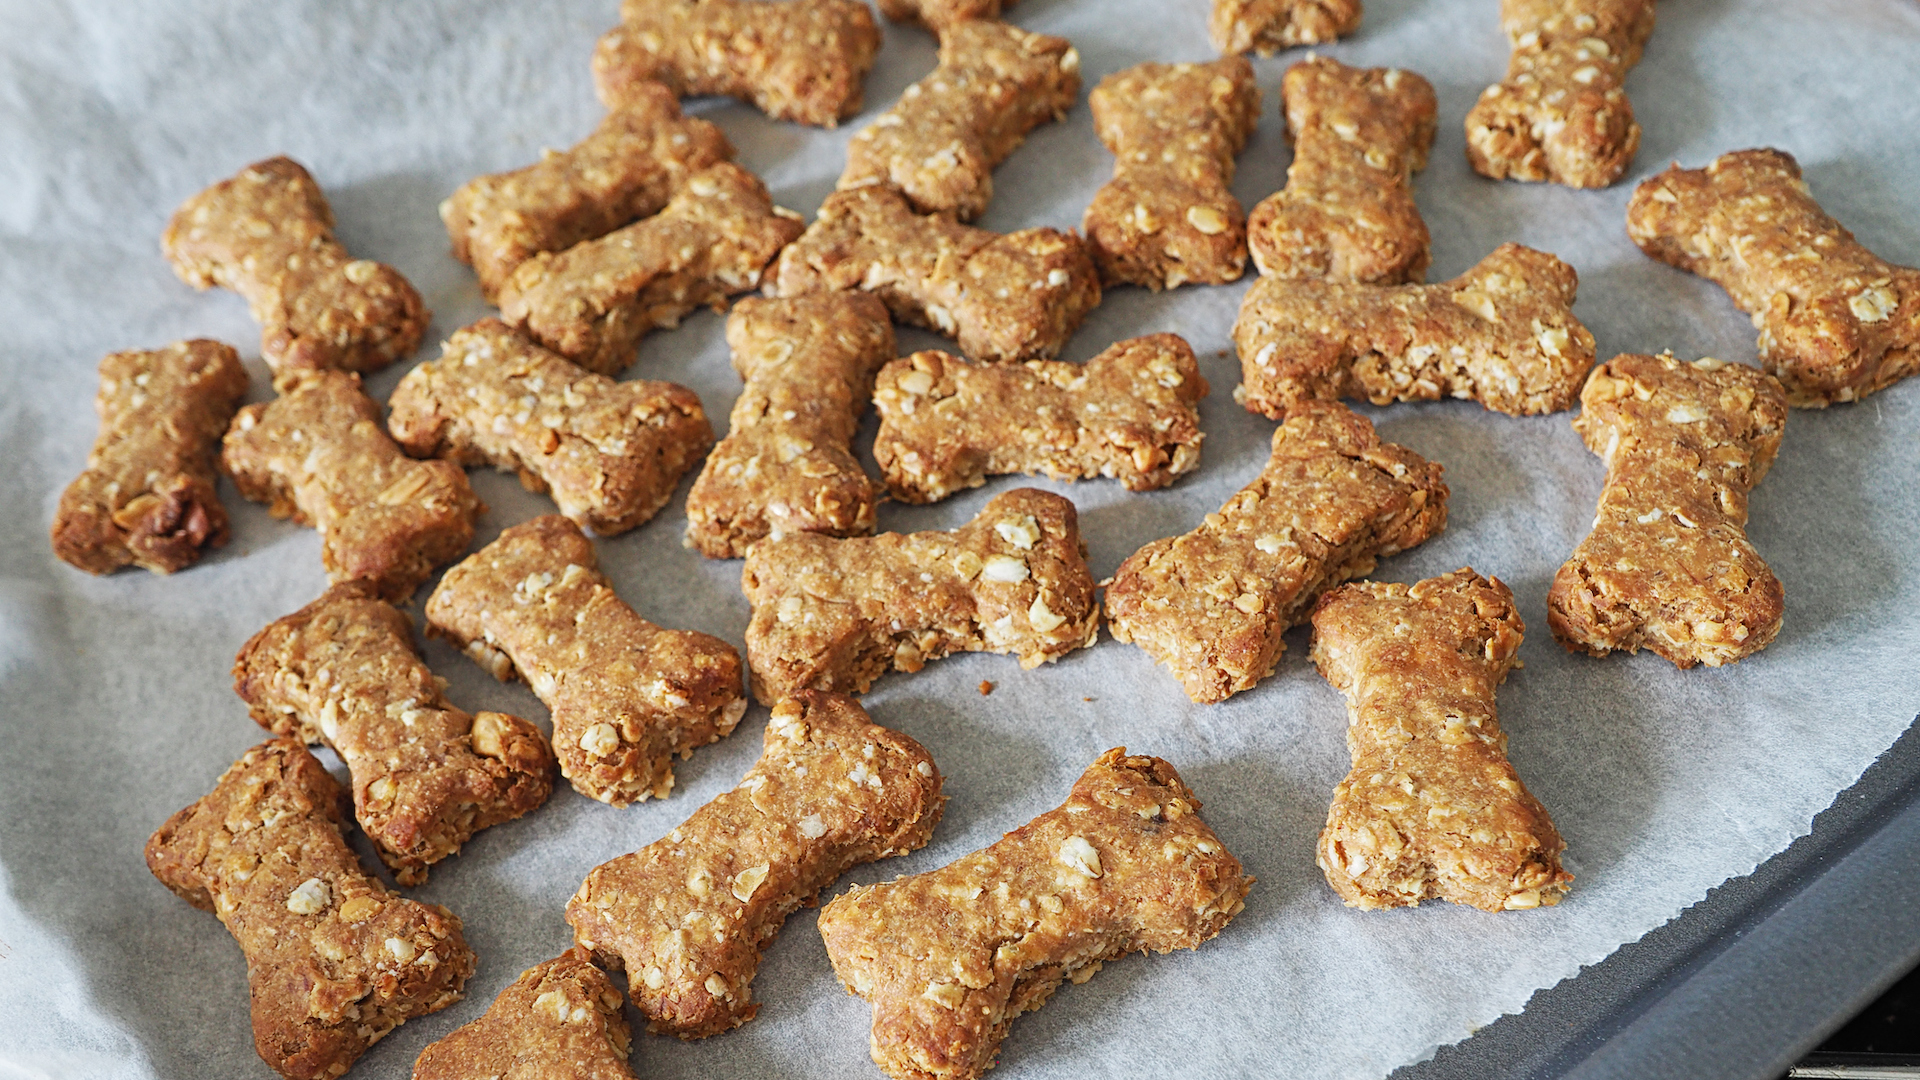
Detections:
1211,0,1362,55
819,747,1251,1080
569,691,943,1038
413,948,634,1080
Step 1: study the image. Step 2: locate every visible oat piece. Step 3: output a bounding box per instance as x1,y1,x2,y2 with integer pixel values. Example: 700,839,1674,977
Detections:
1234,242,1595,418
52,339,248,575
872,335,1208,504
742,488,1097,704
569,691,944,1038
389,319,713,536
221,370,481,601
1246,57,1435,284
426,515,747,806
1211,0,1362,55
498,163,804,376
1311,568,1573,912
163,157,428,385
146,739,474,1080
1627,148,1920,406
770,186,1101,363
592,0,880,128
412,948,634,1080
233,582,557,886
1465,0,1655,188
1083,58,1261,290
819,747,1251,1080
837,20,1080,221
1105,401,1446,703
1548,352,1788,668
684,294,896,558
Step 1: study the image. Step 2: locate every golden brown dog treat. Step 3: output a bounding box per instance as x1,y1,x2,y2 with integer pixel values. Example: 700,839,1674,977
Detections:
876,0,1008,33
684,294,896,559
1465,0,1655,189
441,83,733,301
742,488,1097,704
1234,242,1596,419
146,738,474,1080
1548,352,1788,668
818,747,1251,1080
1083,58,1261,290
52,339,248,576
592,0,880,128
837,20,1080,221
426,515,747,806
163,156,429,384
412,948,634,1080
497,163,804,376
1211,0,1362,55
568,691,944,1038
872,334,1208,504
1105,401,1446,704
770,186,1101,363
1246,56,1435,285
222,370,481,601
389,319,713,537
1310,568,1573,912
1627,148,1920,406
233,582,557,886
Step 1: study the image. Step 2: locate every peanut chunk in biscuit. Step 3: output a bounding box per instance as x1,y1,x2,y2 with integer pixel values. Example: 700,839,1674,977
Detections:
1627,148,1920,407
1211,0,1362,56
1106,401,1446,703
742,488,1097,704
872,334,1208,504
819,748,1251,1080
569,691,944,1038
146,739,475,1080
52,339,248,575
164,156,429,384
1548,352,1788,668
1311,569,1573,912
685,294,896,559
426,515,747,806
1234,242,1596,418
412,948,634,1080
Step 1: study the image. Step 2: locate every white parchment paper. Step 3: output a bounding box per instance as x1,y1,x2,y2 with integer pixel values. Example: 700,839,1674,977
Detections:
2,0,1918,1077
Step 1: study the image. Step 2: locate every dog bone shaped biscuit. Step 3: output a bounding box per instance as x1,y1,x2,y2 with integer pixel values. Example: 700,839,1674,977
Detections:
411,948,634,1080
1211,0,1363,56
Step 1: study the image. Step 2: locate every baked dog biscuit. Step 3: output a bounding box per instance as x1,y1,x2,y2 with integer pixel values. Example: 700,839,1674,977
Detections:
1548,352,1788,668
234,582,557,885
412,948,634,1080
164,156,428,384
1465,0,1655,188
872,334,1208,504
146,738,474,1080
388,319,713,537
742,488,1097,704
498,162,805,376
1211,0,1363,56
876,0,1007,33
568,691,944,1037
1084,58,1261,290
1246,57,1435,284
770,186,1101,363
426,515,747,806
838,20,1080,221
1106,401,1446,703
1311,569,1573,911
1627,148,1920,406
684,294,896,559
818,747,1252,1080
1234,242,1596,418
52,339,248,575
222,370,481,601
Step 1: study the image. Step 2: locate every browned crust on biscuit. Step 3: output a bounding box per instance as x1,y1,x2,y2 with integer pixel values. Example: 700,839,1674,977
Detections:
876,0,1009,33
412,948,635,1080
1211,0,1362,56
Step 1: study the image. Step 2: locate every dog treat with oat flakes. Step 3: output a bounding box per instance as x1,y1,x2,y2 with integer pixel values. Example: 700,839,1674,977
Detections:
818,747,1251,1080
872,334,1208,504
742,488,1096,704
1548,352,1788,668
1234,242,1595,419
412,948,634,1080
1627,148,1920,406
1211,0,1362,56
52,339,248,576
684,294,896,559
426,515,747,806
568,691,943,1038
876,0,1008,33
146,738,474,1080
